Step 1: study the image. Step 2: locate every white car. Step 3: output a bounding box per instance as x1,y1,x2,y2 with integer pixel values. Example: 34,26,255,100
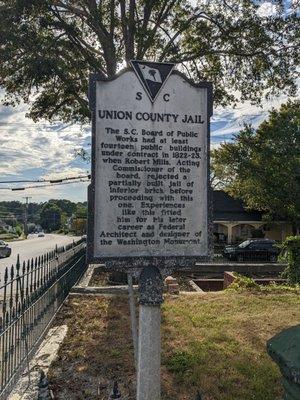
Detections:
0,241,12,258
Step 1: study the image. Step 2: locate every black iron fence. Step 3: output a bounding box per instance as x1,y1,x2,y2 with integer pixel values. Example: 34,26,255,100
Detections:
0,238,86,399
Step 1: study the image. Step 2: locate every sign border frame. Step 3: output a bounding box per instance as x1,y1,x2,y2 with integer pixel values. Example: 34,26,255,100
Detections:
87,67,213,271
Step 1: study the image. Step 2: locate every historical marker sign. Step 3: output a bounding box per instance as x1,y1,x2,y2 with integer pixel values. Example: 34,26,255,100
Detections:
87,61,213,269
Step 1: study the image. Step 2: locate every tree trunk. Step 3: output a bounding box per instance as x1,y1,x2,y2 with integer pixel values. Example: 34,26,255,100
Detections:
104,46,117,77
292,223,299,236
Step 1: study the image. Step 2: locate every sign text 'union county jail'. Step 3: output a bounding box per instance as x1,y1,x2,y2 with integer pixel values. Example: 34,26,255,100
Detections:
88,61,213,269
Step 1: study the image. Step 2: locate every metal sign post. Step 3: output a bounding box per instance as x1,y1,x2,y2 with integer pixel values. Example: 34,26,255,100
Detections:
137,266,163,400
87,60,213,399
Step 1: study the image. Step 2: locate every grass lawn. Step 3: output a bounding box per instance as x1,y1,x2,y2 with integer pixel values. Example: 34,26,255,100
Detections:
49,290,300,400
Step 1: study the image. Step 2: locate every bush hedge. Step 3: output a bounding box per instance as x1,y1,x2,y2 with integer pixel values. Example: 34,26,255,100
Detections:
280,236,300,284
0,233,18,240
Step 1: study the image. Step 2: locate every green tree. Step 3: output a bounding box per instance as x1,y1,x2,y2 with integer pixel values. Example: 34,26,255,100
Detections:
2,214,18,227
72,218,86,235
280,236,300,284
40,203,62,232
71,203,87,234
48,199,77,217
27,202,42,224
60,211,68,231
75,203,87,219
0,1,299,123
212,100,300,231
15,225,23,237
27,222,36,233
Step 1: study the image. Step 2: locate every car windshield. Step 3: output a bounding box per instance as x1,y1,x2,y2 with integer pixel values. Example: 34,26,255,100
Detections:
238,240,251,248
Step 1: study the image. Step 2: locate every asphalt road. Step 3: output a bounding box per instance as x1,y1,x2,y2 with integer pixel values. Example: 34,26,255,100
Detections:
0,234,81,279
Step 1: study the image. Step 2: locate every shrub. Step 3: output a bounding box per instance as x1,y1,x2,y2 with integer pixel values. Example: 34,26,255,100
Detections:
226,272,300,293
0,233,18,240
251,229,265,238
227,273,260,291
280,236,300,284
15,225,23,237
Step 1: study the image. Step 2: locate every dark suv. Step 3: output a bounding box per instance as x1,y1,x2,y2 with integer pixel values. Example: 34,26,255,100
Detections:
223,239,279,262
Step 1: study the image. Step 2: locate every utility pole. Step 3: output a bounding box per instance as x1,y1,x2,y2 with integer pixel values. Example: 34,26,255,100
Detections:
23,196,32,239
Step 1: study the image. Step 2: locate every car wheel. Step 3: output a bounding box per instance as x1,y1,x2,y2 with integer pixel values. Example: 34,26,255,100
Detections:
237,254,244,262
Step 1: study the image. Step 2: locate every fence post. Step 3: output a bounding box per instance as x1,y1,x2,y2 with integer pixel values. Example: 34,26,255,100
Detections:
109,381,121,399
38,370,51,400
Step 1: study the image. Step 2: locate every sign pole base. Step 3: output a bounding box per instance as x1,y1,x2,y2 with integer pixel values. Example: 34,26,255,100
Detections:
137,304,161,400
137,266,163,400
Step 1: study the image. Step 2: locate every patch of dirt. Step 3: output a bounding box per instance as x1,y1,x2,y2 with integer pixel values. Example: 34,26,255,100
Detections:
89,269,137,287
50,296,136,399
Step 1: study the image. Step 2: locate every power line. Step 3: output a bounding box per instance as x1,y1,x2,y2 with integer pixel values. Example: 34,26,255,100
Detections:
0,174,91,184
0,178,90,191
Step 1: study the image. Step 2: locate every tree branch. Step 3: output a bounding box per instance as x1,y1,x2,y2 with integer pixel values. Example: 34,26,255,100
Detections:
109,0,115,39
51,3,116,76
54,1,110,44
139,0,179,59
159,11,206,61
119,0,129,58
51,8,104,62
136,0,155,58
128,0,136,59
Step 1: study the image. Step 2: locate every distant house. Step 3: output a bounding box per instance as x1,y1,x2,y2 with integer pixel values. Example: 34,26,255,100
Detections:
213,190,295,244
0,220,15,233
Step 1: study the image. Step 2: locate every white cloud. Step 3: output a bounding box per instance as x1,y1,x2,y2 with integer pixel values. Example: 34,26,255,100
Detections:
0,100,90,177
0,95,91,201
212,82,299,141
257,2,278,17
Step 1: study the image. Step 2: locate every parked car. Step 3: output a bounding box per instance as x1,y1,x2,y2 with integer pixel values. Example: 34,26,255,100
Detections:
38,232,45,237
222,239,279,262
0,240,12,258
